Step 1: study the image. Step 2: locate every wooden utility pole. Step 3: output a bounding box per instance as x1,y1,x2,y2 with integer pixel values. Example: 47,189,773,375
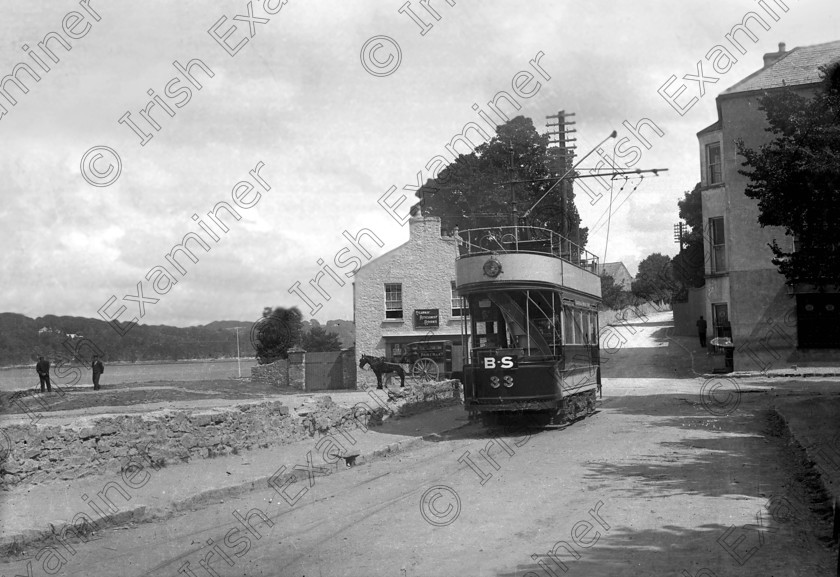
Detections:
546,110,576,239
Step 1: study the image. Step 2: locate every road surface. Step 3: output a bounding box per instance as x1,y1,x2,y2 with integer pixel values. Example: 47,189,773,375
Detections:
2,311,836,576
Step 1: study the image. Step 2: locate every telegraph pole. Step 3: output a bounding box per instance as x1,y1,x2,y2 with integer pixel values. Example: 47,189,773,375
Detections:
546,110,576,240
673,222,686,250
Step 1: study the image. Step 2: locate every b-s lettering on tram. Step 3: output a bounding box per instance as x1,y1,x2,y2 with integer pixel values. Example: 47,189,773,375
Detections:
482,356,518,369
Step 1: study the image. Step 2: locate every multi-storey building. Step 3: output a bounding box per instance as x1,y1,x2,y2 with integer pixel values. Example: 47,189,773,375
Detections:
696,40,840,369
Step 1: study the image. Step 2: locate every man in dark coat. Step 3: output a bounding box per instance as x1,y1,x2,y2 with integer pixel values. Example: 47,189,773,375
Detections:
92,355,104,391
696,316,708,348
36,356,51,392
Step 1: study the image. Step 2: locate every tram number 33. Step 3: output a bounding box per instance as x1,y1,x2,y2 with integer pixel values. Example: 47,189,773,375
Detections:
483,356,518,369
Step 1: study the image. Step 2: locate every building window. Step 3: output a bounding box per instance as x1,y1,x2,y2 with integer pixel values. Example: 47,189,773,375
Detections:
384,283,403,319
709,217,726,273
451,281,467,318
706,142,722,185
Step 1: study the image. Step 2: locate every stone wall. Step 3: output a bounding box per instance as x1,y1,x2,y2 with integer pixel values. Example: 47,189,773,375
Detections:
249,352,304,389
251,348,356,390
0,380,462,488
0,401,302,487
250,358,289,386
287,348,305,389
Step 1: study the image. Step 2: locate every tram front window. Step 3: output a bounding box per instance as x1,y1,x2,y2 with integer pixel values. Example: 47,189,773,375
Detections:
467,290,562,361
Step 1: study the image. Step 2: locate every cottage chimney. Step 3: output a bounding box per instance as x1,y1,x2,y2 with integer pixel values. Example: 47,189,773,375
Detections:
409,215,442,240
763,42,787,67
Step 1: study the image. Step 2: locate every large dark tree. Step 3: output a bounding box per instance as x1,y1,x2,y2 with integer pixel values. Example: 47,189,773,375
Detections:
301,326,343,352
671,182,706,295
417,116,588,247
253,306,303,364
737,63,840,287
631,253,678,303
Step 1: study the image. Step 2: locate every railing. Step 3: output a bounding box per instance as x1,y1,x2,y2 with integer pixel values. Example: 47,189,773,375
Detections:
456,226,600,272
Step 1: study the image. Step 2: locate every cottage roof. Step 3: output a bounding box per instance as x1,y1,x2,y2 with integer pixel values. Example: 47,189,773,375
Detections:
597,262,632,280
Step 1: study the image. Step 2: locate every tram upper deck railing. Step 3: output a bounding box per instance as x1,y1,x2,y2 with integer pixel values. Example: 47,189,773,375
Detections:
456,226,600,273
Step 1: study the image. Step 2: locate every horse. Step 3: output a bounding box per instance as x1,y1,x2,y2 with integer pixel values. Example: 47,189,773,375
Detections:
359,354,405,389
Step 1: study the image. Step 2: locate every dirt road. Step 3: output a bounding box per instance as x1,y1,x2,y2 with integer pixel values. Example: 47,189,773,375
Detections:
2,311,837,576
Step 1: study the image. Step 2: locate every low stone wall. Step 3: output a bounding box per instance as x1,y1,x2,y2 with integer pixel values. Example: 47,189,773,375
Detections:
251,348,356,390
0,380,463,488
298,380,462,435
251,359,290,386
0,401,304,487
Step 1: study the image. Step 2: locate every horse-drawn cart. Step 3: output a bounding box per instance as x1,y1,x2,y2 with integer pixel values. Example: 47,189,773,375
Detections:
400,340,452,382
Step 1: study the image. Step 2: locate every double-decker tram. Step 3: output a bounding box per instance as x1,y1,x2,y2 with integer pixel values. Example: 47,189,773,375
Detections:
455,226,602,427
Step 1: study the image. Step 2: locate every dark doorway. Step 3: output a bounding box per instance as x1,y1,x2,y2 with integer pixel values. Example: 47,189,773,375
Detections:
712,303,731,339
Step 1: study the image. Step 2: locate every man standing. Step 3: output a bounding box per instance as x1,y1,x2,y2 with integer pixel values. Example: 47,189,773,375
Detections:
92,355,104,391
36,356,51,393
696,316,708,348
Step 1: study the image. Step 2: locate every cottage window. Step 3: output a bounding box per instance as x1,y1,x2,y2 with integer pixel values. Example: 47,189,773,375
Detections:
706,142,722,185
384,283,403,319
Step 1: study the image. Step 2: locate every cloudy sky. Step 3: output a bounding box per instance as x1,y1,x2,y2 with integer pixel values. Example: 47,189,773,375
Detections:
1,0,838,327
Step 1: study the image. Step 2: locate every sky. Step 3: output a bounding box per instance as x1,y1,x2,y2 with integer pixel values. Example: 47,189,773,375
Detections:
1,0,838,327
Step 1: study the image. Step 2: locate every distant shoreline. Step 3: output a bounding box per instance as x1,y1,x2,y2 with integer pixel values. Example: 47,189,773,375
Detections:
0,357,257,371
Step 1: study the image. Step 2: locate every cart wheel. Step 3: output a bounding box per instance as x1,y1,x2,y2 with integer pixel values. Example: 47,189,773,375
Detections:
412,358,439,382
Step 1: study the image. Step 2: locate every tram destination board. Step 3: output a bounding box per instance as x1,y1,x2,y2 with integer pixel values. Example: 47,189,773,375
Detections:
413,308,440,328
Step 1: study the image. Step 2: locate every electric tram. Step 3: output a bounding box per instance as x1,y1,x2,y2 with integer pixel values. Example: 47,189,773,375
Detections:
455,225,602,426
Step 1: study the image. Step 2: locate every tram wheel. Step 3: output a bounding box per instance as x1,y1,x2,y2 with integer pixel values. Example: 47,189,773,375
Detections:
586,391,595,415
412,358,439,382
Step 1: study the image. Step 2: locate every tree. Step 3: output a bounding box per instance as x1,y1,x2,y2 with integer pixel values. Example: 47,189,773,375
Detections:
600,274,633,310
671,182,706,295
631,253,678,303
301,326,343,352
737,62,840,287
253,306,303,364
417,116,589,247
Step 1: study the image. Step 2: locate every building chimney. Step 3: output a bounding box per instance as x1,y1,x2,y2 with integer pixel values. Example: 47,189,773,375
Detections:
409,215,442,240
763,42,787,67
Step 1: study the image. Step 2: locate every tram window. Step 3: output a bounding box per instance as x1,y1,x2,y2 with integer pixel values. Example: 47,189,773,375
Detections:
527,291,561,350
582,313,590,343
563,308,574,345
574,310,583,344
590,312,599,344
